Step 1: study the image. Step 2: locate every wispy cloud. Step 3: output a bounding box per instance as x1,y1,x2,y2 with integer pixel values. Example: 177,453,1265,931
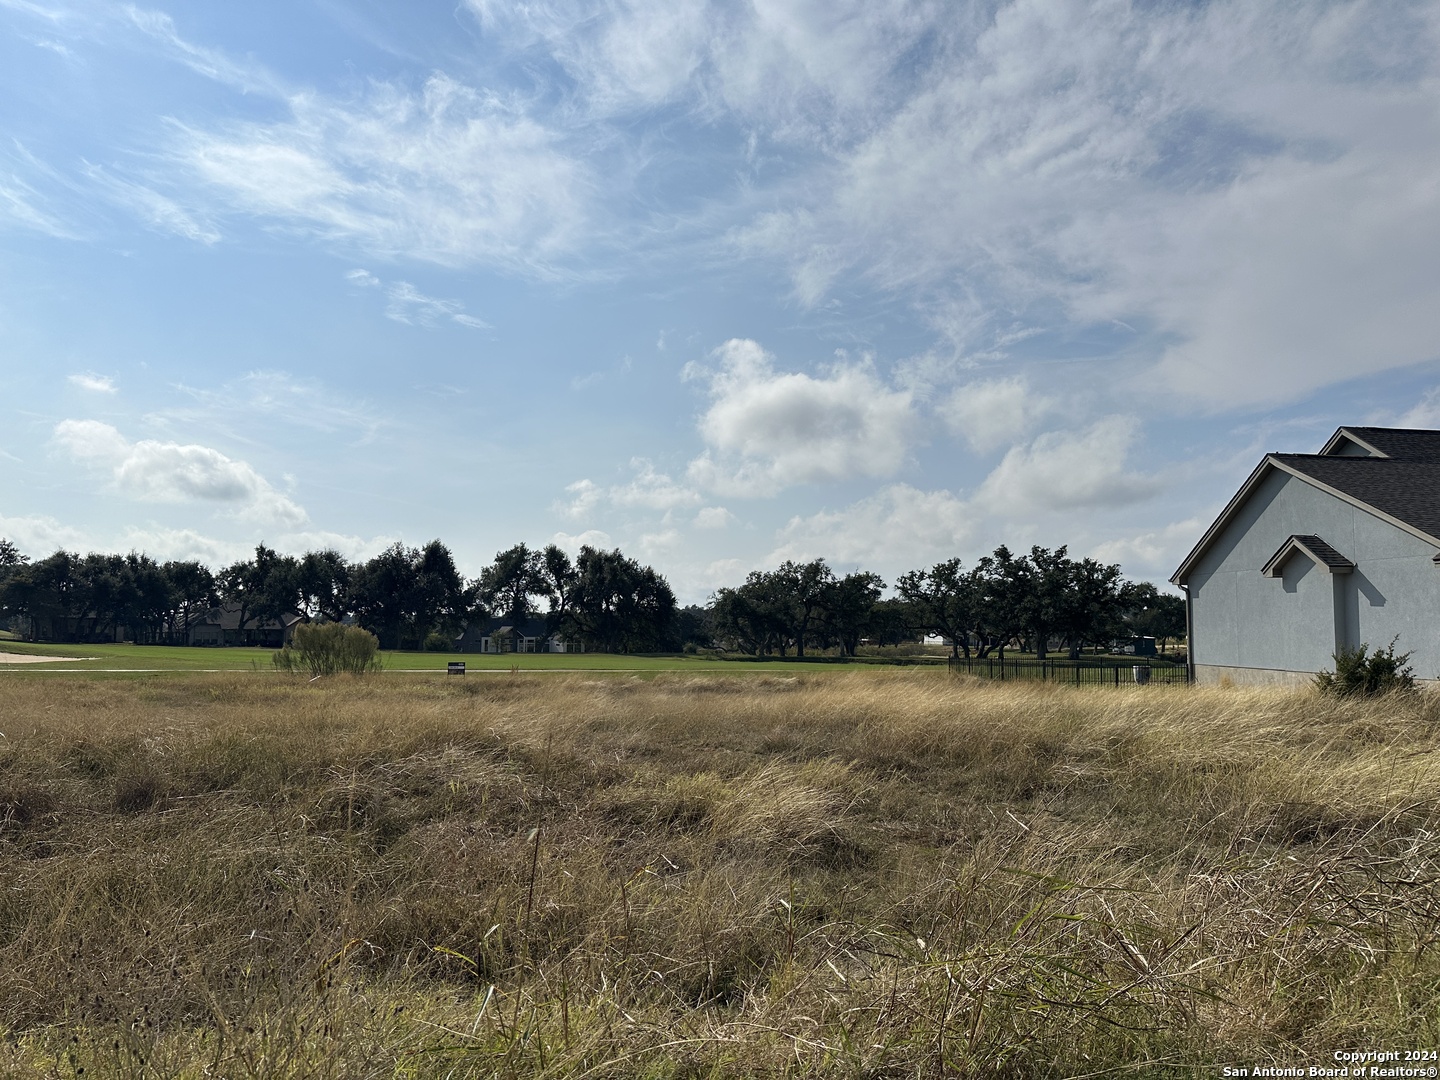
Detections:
346,269,489,329
0,144,76,238
84,163,220,244
67,372,116,393
170,73,591,273
160,371,386,443
123,4,285,96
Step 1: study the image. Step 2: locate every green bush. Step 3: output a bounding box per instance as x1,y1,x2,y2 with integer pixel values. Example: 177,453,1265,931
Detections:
422,631,452,652
1315,638,1415,697
274,622,381,676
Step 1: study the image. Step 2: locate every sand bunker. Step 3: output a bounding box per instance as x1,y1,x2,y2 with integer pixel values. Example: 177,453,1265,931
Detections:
0,652,91,664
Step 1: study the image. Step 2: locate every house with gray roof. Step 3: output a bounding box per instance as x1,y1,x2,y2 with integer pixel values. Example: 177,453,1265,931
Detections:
1172,426,1440,685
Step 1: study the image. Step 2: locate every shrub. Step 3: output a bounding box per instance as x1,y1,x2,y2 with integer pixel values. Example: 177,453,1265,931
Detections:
274,622,381,676
1315,638,1415,697
422,631,452,652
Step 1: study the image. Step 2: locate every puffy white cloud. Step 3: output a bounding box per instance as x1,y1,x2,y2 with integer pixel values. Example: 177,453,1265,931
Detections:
114,526,248,567
693,506,732,529
558,479,602,520
0,512,87,556
686,338,915,496
940,377,1056,453
559,461,700,519
609,459,702,511
975,417,1160,516
549,528,613,552
52,419,308,526
638,528,682,559
67,372,116,393
770,483,973,570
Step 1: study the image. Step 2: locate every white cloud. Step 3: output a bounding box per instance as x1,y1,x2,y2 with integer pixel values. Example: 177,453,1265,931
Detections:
693,506,732,529
115,526,247,567
638,528,682,559
463,0,939,134
609,459,702,511
685,338,915,496
770,483,973,570
975,417,1160,516
67,372,116,393
723,0,1440,404
1089,515,1215,580
52,419,308,526
0,513,87,556
558,461,700,519
1392,385,1440,430
345,269,489,329
0,145,76,238
558,479,602,520
384,281,490,330
84,164,221,244
940,377,1056,453
549,528,612,552
125,5,283,96
175,72,589,273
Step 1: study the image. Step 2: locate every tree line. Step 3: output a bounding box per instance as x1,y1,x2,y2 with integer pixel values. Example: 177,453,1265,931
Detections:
708,547,1183,660
0,537,1184,657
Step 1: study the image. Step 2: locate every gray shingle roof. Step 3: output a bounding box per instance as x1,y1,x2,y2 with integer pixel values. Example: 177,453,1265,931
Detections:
1260,534,1355,577
1271,454,1440,542
1332,427,1440,463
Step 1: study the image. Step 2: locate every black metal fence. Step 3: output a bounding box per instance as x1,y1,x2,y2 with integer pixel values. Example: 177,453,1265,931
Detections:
947,655,1191,686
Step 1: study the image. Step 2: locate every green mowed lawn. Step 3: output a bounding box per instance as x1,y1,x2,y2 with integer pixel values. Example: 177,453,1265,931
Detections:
0,640,908,674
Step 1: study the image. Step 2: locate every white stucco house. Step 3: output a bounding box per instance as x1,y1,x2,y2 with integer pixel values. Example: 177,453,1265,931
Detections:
1172,426,1440,686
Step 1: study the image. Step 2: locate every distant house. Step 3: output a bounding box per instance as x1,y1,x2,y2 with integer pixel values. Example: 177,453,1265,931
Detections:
1172,426,1440,685
454,616,582,654
183,604,303,648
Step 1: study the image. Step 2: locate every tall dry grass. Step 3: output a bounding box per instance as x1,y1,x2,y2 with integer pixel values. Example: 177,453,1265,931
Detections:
0,671,1437,1077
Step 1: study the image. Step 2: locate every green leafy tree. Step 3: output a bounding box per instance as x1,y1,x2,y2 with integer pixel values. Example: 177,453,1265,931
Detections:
480,544,549,628
896,558,979,658
297,550,351,623
567,547,676,653
820,570,885,657
162,560,216,644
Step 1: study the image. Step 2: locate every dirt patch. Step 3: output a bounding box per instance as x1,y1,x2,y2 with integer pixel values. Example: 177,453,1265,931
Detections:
0,652,93,664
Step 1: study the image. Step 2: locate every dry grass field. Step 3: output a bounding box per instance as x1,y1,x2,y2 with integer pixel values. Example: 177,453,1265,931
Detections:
0,672,1437,1078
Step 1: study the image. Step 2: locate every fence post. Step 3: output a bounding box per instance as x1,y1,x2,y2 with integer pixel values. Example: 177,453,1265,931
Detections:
1113,665,1119,687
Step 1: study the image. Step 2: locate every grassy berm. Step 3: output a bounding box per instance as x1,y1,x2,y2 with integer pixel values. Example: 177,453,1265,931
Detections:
1,673,1437,1078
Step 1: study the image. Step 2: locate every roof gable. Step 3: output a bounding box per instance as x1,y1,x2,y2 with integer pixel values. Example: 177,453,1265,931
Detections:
1172,428,1440,585
1320,426,1440,463
1260,534,1354,578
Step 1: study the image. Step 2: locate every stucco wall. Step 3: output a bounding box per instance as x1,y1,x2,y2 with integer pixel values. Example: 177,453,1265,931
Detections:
1188,469,1440,678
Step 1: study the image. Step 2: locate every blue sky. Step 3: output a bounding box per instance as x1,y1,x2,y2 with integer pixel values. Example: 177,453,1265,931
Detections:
3,0,1440,601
